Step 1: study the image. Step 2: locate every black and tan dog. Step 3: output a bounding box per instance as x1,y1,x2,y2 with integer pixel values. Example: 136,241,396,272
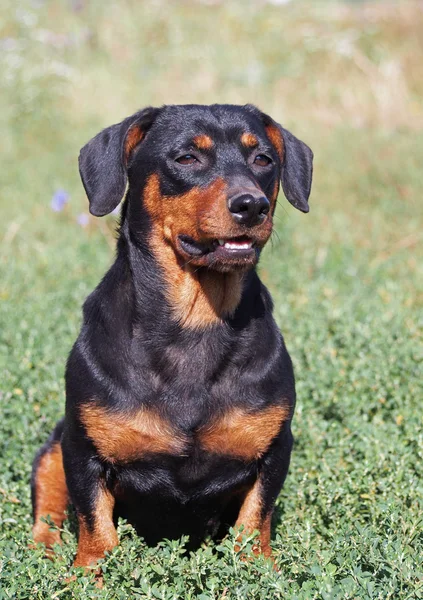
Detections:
31,104,313,568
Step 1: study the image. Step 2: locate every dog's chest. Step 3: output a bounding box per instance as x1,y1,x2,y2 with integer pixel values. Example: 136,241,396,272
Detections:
80,402,289,465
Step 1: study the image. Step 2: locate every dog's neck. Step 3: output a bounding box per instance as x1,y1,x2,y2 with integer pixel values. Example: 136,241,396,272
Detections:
155,257,245,329
123,226,245,329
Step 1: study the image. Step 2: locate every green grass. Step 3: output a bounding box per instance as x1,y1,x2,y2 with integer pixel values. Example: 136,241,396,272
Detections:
1,0,422,598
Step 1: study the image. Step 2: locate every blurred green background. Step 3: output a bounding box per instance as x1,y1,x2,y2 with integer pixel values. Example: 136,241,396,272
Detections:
0,1,422,598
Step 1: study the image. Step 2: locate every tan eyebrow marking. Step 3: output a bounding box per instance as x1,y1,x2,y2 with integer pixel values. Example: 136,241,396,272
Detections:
192,135,214,150
241,133,259,148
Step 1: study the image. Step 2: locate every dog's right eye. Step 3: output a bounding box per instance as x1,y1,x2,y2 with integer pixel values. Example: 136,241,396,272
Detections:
175,154,198,165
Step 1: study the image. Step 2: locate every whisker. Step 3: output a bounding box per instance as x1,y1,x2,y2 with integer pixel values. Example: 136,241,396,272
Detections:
275,199,289,219
272,229,281,244
268,229,281,252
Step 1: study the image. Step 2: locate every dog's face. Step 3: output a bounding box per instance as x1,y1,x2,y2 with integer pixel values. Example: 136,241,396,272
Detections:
79,104,313,272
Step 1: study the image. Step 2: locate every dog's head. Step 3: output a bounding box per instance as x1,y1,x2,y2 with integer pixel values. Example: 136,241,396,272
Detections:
79,104,313,273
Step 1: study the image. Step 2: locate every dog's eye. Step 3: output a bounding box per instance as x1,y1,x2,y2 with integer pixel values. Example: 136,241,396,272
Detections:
176,154,198,165
253,154,272,167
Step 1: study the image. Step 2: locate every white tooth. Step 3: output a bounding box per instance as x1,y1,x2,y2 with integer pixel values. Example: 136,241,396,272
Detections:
222,240,253,250
218,239,224,245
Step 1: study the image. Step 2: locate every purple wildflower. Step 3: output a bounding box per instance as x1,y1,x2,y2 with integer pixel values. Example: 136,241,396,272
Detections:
51,189,69,212
70,0,85,12
77,213,90,228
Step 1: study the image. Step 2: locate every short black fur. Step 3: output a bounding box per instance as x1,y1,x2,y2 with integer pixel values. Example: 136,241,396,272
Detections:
32,104,313,563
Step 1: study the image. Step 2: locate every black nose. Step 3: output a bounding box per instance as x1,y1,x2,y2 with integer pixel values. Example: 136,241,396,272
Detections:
228,193,270,227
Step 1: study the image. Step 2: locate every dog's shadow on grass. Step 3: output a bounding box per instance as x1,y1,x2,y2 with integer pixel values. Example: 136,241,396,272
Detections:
60,503,285,560
272,503,287,539
62,505,79,540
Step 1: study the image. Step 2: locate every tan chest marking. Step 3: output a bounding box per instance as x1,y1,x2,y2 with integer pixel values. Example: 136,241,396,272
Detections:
199,405,290,461
80,403,188,464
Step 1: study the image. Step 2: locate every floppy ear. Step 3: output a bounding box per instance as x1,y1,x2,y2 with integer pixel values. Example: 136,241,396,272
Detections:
264,117,313,213
79,107,160,216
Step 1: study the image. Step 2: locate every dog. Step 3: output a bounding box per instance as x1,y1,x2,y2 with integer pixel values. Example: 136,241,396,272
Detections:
31,103,313,568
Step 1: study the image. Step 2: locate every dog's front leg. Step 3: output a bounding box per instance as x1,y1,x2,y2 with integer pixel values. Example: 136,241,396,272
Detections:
73,483,117,568
62,432,118,568
235,421,293,559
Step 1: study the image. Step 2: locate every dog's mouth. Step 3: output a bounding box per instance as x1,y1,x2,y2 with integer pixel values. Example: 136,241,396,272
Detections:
178,235,256,259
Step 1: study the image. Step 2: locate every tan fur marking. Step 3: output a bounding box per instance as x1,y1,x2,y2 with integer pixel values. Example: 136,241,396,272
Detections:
32,442,68,550
124,125,144,161
80,403,188,463
265,125,284,160
169,267,244,329
236,482,262,533
200,405,289,460
241,132,258,148
74,485,118,567
143,174,244,328
193,134,213,150
235,480,272,557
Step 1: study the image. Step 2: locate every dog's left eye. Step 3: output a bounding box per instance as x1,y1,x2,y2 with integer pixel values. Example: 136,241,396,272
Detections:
253,154,272,167
176,154,198,165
